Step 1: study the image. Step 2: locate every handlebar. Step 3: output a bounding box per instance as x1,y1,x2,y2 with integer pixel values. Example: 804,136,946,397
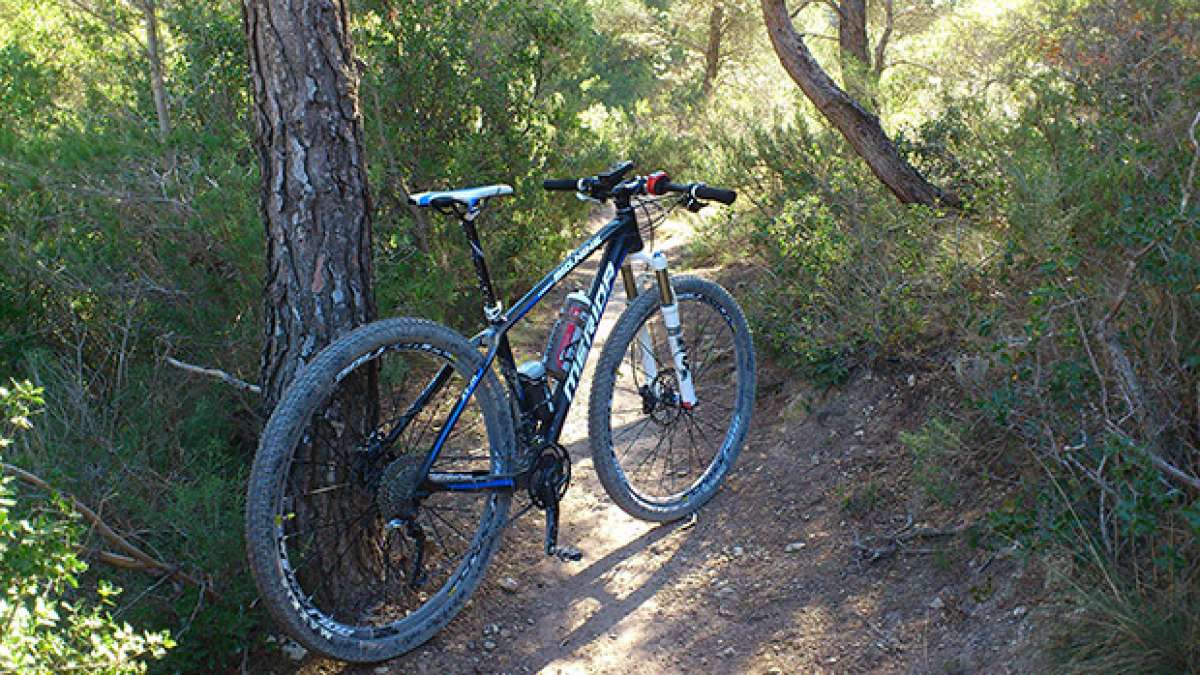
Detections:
653,179,737,205
542,162,736,207
542,178,580,191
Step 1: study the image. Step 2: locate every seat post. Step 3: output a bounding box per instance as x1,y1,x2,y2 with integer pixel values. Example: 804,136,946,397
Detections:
460,203,503,323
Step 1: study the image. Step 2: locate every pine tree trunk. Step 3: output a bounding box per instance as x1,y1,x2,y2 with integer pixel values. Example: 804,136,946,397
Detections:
761,0,959,207
243,0,376,409
243,0,381,599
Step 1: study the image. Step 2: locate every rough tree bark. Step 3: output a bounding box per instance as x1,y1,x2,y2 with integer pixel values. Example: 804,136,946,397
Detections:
761,0,959,207
242,0,376,410
242,0,380,595
702,1,725,96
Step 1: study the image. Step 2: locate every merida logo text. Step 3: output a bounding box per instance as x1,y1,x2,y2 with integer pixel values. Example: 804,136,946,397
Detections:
562,261,616,402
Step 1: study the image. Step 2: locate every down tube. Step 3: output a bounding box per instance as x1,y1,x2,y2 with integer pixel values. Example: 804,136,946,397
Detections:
546,232,636,443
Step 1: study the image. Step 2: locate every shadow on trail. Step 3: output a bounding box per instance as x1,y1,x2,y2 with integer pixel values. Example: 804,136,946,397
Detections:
505,520,682,671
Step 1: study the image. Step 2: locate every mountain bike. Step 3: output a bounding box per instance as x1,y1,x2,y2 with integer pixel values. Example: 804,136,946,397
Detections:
244,161,756,662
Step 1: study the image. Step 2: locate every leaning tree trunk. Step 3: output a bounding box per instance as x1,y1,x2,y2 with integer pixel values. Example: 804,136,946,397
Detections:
761,0,959,208
243,0,380,599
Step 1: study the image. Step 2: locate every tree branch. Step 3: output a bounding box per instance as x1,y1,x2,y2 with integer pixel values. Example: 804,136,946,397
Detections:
872,0,894,77
2,463,219,600
789,0,816,19
851,517,963,564
165,357,262,394
1181,109,1200,216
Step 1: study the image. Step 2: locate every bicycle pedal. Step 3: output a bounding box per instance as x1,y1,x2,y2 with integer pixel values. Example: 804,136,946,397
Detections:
548,545,583,562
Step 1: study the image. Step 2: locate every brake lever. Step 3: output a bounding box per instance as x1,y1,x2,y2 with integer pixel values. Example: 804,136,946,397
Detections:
575,191,602,204
682,195,706,213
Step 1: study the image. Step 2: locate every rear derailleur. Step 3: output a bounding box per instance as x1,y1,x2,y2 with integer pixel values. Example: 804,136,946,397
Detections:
376,453,429,588
526,443,581,562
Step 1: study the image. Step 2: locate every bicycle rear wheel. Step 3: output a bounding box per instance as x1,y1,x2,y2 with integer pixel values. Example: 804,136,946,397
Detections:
589,275,755,522
245,318,513,662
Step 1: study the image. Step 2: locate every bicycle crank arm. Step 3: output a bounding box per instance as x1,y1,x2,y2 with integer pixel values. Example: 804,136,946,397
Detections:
544,500,582,561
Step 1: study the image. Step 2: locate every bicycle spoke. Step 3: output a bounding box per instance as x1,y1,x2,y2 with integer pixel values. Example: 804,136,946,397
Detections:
426,506,474,545
289,506,377,577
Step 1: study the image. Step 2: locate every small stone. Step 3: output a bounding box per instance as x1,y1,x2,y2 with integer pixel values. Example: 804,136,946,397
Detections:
732,545,745,557
720,646,736,658
907,374,917,387
280,639,307,662
526,617,535,626
482,640,497,651
1013,606,1028,618
374,667,390,674
785,542,806,553
501,629,512,639
716,586,737,599
854,429,865,437
929,596,945,610
498,576,520,593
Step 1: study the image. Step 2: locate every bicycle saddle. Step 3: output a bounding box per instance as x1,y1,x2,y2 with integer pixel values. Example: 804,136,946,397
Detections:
408,184,513,209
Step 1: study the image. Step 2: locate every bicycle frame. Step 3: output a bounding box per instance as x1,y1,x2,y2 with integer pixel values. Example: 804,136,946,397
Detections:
408,201,646,493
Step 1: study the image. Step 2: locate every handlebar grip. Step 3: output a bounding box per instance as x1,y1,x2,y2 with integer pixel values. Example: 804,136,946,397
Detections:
693,184,737,205
543,178,578,191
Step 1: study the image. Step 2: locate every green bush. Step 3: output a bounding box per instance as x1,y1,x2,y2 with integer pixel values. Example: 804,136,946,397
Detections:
0,380,173,673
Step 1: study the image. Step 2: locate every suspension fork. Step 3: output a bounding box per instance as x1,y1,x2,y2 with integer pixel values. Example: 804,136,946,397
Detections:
624,252,697,407
621,259,660,386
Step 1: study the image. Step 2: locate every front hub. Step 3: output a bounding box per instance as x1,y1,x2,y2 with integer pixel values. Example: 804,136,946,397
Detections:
645,369,683,425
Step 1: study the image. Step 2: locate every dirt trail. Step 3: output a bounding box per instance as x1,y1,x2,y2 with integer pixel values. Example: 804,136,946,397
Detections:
297,214,1048,675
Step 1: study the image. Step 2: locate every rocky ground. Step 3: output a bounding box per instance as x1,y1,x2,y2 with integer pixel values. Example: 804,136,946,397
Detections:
273,216,1051,674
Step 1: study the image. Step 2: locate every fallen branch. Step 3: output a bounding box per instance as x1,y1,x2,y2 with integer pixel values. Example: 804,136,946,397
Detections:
851,517,963,564
2,462,219,601
166,356,261,394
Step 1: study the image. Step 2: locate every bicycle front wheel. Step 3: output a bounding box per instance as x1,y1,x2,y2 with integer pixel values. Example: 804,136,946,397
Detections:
589,275,755,522
245,318,514,663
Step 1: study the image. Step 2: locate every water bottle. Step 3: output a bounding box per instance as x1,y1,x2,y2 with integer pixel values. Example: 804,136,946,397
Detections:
544,291,590,380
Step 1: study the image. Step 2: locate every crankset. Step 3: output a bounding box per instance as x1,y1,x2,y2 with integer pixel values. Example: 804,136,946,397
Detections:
527,443,581,561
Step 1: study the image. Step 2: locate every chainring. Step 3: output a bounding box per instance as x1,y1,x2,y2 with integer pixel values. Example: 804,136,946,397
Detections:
527,443,571,509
